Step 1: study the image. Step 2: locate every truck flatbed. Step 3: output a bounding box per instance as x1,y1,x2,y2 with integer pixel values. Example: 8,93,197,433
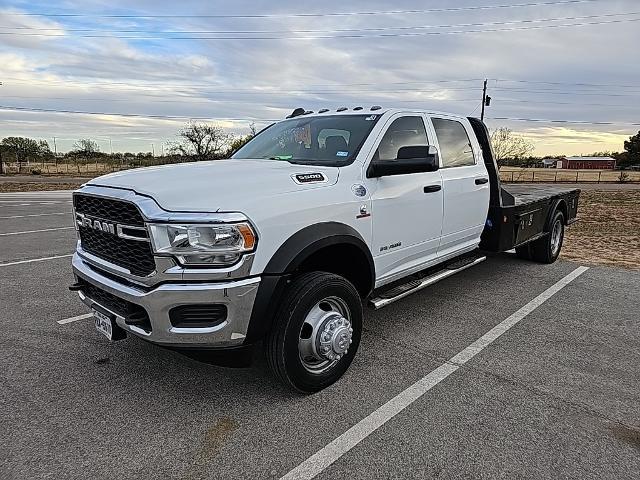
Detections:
502,184,581,207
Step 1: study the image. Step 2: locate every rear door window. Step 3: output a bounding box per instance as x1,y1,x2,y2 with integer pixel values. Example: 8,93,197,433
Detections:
432,118,475,168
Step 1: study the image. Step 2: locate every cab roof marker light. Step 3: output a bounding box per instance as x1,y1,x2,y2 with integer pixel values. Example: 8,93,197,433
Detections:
318,108,329,113
286,107,306,119
371,105,382,111
336,107,348,112
353,106,363,111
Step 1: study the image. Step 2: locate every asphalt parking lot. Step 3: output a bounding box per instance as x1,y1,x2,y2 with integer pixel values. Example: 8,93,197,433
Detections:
1,190,639,480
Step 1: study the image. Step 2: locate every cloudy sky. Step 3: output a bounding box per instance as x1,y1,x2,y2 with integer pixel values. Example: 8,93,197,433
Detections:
1,0,638,155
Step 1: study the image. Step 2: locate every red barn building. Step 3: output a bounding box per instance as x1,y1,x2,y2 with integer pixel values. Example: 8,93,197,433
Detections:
557,156,616,170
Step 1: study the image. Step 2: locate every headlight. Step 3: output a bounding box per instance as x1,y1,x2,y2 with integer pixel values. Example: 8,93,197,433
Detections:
148,222,256,266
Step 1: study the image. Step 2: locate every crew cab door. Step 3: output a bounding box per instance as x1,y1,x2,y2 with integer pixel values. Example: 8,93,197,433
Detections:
428,116,490,256
365,114,444,287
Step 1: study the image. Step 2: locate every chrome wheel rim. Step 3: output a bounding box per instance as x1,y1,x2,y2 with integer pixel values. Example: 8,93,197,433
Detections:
298,296,352,374
551,219,563,256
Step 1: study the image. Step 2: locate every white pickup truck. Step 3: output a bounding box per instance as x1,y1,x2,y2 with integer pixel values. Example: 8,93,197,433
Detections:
70,107,579,392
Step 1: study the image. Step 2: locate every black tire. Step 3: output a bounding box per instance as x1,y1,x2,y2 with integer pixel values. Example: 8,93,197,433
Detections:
515,244,531,260
265,271,363,393
530,211,565,264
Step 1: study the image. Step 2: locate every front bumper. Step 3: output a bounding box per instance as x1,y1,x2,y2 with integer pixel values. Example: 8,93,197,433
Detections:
72,252,260,347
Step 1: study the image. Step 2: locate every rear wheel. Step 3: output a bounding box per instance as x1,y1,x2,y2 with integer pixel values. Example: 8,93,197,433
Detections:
265,272,363,393
530,211,565,264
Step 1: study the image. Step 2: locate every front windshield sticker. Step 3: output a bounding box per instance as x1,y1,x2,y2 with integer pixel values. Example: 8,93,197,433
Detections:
336,151,349,157
293,124,312,148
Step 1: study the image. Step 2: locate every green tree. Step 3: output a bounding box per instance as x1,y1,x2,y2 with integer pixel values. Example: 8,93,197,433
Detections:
624,131,640,164
0,137,51,163
613,131,640,169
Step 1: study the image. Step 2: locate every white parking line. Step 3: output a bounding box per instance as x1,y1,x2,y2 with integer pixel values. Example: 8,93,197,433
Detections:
281,265,590,480
0,253,73,267
57,313,93,325
0,212,71,219
0,226,75,236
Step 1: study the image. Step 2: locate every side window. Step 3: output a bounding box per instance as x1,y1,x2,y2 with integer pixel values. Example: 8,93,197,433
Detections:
374,116,428,161
432,118,475,168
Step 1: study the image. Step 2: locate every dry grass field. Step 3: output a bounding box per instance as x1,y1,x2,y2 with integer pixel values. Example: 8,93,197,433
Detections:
500,167,640,184
2,162,133,176
562,189,640,270
0,182,82,192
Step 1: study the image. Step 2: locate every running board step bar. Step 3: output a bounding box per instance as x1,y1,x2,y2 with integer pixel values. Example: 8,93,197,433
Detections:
369,256,487,310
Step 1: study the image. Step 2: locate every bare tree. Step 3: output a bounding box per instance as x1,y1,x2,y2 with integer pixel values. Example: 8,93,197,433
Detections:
169,121,230,161
490,127,534,168
72,139,100,156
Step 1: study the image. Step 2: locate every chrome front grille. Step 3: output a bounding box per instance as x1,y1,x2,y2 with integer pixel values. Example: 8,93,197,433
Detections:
74,193,156,277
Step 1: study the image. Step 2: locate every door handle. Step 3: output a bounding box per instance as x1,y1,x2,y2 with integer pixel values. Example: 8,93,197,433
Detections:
423,185,442,193
475,178,489,185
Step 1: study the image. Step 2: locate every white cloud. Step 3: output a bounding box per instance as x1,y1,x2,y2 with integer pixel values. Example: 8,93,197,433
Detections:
1,0,638,154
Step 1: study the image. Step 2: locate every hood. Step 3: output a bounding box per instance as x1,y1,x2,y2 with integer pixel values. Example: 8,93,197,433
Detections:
88,159,339,212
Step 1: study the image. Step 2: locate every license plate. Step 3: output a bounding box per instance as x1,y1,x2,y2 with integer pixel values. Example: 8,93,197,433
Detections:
93,309,114,341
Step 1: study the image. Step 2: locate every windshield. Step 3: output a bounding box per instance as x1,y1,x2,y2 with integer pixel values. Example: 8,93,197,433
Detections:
232,114,380,166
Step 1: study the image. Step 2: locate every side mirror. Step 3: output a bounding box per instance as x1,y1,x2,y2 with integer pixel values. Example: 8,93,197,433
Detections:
368,145,439,178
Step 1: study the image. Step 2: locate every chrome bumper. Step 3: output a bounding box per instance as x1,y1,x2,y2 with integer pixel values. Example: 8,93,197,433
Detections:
72,252,260,347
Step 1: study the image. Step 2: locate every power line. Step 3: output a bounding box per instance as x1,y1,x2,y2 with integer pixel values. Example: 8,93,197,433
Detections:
2,105,638,127
3,16,638,40
0,105,278,122
4,83,638,97
0,76,484,90
6,76,637,92
0,85,486,95
489,98,639,108
3,11,633,35
6,94,639,108
488,116,640,126
495,87,640,96
495,79,640,89
6,1,601,19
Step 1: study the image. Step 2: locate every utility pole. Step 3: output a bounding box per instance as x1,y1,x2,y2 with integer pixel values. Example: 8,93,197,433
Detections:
109,138,113,155
52,137,58,173
481,79,488,121
481,78,492,122
151,143,155,157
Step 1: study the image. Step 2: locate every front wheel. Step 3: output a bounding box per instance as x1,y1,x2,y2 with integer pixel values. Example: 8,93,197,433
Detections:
265,272,363,393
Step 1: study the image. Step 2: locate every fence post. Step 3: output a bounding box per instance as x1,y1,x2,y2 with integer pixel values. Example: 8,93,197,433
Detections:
576,171,579,183
554,171,558,183
532,171,535,182
511,171,514,182
598,171,602,183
